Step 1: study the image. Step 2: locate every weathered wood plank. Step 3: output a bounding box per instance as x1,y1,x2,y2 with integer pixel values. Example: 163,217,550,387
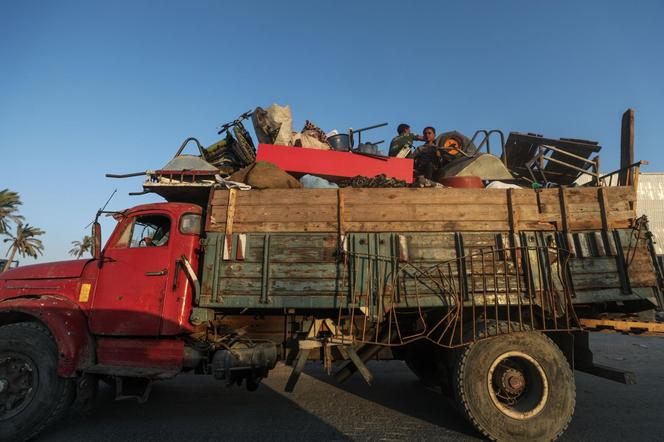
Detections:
218,277,344,296
342,188,509,205
208,221,339,233
220,262,342,279
344,204,513,222
407,248,458,261
211,189,337,206
210,205,338,223
511,187,635,205
569,257,618,273
571,272,622,290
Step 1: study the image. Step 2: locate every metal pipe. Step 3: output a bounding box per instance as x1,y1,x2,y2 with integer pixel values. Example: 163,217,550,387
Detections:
174,137,206,157
105,171,147,178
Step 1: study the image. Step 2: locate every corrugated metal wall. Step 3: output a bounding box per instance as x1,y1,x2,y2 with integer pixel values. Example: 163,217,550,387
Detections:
637,173,664,254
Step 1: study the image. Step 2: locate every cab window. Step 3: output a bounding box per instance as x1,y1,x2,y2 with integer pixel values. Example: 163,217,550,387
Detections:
117,215,171,248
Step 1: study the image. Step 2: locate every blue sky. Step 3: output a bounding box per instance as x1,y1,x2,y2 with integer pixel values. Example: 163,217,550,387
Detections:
1,0,663,264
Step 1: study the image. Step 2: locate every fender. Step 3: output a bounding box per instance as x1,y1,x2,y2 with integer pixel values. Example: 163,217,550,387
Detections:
0,295,94,377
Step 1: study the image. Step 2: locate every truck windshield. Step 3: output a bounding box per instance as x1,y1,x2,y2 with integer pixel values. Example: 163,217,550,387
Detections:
113,214,171,248
131,215,170,247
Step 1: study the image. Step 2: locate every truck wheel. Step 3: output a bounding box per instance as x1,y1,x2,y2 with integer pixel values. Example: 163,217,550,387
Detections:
453,328,575,441
0,322,75,442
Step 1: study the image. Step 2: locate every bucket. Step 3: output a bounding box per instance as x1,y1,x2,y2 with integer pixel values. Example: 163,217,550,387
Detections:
328,133,351,151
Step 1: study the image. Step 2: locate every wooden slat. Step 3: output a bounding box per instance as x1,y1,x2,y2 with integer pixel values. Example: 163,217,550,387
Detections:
210,205,337,223
219,278,342,296
211,186,637,208
208,221,338,233
220,263,341,279
344,220,511,232
342,188,509,206
211,189,337,206
344,204,512,222
572,272,622,290
338,188,346,235
569,257,618,273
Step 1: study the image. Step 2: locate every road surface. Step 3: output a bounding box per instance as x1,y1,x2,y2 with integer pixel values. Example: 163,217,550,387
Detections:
43,333,664,441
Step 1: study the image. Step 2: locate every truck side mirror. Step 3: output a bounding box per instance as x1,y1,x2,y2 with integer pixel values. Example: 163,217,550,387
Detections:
92,222,102,260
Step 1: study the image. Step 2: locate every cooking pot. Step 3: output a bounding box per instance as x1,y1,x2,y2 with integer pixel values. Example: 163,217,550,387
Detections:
328,133,351,151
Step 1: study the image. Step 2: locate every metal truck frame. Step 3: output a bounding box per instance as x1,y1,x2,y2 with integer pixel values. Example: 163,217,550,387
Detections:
1,173,663,441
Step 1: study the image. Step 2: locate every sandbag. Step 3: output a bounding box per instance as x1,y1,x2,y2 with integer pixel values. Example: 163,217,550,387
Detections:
228,161,302,189
291,132,330,150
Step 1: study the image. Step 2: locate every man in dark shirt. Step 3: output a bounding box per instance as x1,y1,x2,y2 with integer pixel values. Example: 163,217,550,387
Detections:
414,126,441,180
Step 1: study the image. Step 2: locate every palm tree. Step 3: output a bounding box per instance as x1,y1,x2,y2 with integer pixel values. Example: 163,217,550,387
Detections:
69,235,93,259
0,189,23,234
3,223,45,272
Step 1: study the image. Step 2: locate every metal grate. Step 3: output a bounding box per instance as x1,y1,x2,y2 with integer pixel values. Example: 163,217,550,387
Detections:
336,245,580,349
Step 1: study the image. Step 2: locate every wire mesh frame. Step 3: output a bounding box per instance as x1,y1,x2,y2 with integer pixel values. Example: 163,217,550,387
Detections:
334,244,580,349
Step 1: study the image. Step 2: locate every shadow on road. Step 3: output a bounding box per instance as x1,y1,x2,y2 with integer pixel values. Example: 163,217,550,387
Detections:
297,360,480,439
44,375,350,441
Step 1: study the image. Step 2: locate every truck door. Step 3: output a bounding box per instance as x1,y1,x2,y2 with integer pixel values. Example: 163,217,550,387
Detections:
89,212,174,336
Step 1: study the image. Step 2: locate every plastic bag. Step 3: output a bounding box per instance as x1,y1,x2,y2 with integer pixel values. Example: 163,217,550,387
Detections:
251,103,293,146
299,174,338,188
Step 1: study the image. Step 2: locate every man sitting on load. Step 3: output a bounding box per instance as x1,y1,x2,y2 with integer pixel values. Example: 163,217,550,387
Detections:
388,123,424,157
413,126,441,180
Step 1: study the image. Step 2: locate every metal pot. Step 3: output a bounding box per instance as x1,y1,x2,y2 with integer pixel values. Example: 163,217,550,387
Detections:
328,134,351,151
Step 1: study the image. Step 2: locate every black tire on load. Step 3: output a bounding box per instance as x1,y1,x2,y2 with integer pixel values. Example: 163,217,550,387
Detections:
0,322,75,442
436,130,478,156
453,323,575,442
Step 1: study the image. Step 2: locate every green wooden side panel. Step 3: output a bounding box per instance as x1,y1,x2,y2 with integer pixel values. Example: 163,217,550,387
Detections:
198,228,651,310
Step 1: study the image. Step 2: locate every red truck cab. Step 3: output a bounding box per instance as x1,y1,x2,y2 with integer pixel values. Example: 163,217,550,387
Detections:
0,202,205,440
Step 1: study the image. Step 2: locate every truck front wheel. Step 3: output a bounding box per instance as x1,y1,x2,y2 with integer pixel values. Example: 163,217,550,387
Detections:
0,322,74,442
453,329,575,441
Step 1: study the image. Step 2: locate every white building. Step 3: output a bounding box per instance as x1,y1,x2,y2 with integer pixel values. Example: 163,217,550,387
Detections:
637,173,664,255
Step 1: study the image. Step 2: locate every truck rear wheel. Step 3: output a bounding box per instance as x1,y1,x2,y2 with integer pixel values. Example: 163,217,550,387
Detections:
453,328,575,441
0,322,75,442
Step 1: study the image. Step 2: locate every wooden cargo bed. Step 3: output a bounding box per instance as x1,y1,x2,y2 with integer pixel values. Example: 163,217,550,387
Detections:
199,186,660,310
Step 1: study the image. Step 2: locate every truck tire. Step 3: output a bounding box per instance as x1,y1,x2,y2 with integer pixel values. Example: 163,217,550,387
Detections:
453,324,574,441
0,322,75,442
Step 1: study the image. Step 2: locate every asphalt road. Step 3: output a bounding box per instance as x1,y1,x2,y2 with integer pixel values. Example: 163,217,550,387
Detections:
42,333,664,441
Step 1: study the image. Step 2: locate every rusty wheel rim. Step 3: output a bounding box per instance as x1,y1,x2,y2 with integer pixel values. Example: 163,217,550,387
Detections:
0,353,38,421
487,351,548,420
